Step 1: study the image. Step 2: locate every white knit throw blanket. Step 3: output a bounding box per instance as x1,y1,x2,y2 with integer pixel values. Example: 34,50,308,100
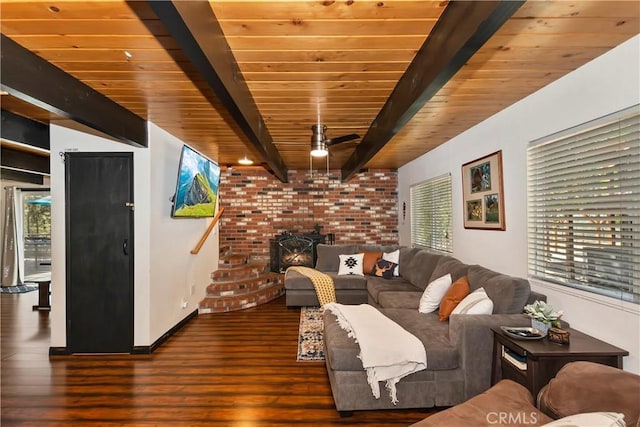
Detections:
324,303,427,404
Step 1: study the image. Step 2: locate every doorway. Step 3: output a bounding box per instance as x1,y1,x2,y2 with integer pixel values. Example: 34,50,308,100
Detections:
65,152,134,353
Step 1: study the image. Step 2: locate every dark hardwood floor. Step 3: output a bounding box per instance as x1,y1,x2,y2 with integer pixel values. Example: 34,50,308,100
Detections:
1,291,435,426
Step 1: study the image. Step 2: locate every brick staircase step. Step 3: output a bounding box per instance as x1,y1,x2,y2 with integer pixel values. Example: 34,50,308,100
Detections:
211,262,269,281
219,253,249,268
205,274,278,297
199,280,284,314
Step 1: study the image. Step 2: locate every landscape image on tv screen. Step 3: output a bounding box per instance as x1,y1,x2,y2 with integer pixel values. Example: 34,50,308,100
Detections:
171,145,221,218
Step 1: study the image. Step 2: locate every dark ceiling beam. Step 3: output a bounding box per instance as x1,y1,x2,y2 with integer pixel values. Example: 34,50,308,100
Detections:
0,35,147,148
1,109,49,151
341,0,525,182
1,146,50,175
147,0,288,183
1,168,44,185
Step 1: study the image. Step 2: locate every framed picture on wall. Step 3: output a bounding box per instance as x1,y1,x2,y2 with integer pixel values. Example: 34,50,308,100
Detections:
462,150,505,230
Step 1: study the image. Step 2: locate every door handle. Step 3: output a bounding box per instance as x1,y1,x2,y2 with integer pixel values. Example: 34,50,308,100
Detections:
123,239,129,256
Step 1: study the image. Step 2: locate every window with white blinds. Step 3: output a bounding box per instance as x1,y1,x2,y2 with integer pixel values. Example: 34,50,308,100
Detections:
410,174,452,253
527,106,640,304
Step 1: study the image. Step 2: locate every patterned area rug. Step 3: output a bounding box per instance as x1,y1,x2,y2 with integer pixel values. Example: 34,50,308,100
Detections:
0,285,38,294
297,307,325,362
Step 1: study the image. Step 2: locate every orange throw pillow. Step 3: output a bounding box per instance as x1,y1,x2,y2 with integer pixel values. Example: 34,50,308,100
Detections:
439,276,470,321
360,251,383,275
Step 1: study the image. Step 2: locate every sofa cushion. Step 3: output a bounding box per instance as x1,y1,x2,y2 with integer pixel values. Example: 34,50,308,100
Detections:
315,244,356,271
323,309,458,372
378,291,422,309
439,276,470,321
358,244,399,254
419,274,452,314
403,250,442,289
338,253,365,276
367,277,419,304
429,256,469,284
468,265,530,314
382,309,459,371
285,270,366,291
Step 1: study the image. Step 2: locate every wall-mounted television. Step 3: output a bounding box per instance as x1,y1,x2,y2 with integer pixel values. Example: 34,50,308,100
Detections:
171,145,221,218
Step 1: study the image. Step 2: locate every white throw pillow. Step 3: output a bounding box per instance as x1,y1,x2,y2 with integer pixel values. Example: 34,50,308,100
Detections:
418,273,452,313
451,287,494,315
382,249,400,276
541,412,625,427
337,253,365,276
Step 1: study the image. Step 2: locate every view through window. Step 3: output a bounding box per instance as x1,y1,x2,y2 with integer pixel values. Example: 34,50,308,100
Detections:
22,191,51,277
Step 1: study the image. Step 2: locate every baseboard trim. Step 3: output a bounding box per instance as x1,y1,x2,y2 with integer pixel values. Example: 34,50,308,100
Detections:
49,346,71,355
49,309,199,356
132,308,199,355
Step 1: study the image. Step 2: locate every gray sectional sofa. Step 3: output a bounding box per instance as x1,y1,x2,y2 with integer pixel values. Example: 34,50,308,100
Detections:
284,244,546,414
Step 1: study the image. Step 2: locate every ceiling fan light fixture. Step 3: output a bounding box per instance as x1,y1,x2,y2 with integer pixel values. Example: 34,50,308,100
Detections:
310,142,328,158
310,124,328,157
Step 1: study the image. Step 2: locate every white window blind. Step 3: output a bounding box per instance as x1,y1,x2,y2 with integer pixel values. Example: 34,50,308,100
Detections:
527,106,640,303
411,174,452,253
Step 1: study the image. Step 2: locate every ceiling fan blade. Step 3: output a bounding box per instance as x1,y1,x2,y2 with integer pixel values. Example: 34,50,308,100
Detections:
326,134,360,146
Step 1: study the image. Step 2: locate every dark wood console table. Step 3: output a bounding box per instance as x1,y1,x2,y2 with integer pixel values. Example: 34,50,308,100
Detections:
491,326,628,398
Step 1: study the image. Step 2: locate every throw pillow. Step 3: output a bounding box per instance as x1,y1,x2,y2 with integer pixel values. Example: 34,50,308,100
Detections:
451,287,494,315
360,251,383,276
418,273,452,313
438,276,470,321
382,249,400,276
337,253,364,276
371,259,397,279
541,412,625,427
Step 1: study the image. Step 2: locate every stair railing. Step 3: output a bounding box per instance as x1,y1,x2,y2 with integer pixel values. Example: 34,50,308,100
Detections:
191,207,225,255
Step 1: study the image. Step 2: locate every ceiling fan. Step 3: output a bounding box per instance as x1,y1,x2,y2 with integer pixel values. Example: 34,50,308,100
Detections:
310,124,360,158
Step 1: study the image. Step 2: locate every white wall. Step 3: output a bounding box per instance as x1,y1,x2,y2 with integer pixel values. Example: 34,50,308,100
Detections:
398,36,640,373
49,122,219,348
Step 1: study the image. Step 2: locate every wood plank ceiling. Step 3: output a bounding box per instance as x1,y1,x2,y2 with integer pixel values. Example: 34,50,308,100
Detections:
1,0,639,179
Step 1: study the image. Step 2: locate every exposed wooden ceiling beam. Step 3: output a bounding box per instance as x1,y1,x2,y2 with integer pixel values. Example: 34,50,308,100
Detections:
340,0,525,182
0,35,147,148
147,0,288,183
1,109,49,151
1,146,50,175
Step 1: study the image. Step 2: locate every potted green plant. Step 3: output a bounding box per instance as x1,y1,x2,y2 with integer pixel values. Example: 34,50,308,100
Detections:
524,300,563,336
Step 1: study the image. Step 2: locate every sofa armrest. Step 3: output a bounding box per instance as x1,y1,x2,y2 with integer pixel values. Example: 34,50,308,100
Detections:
449,313,530,400
526,290,547,305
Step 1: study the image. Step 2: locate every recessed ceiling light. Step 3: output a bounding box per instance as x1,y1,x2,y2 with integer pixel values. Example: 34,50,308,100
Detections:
48,5,60,13
124,51,133,60
238,156,253,165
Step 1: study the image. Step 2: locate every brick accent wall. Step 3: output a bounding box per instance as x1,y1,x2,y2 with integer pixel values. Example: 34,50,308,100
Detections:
219,168,398,256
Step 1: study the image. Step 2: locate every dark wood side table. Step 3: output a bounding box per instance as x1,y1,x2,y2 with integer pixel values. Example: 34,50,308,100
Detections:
491,326,628,399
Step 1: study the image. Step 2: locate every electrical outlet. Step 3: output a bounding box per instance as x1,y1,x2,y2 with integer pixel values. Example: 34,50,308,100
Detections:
181,299,188,309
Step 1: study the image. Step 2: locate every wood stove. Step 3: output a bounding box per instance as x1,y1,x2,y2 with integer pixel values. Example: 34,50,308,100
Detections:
270,232,326,273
